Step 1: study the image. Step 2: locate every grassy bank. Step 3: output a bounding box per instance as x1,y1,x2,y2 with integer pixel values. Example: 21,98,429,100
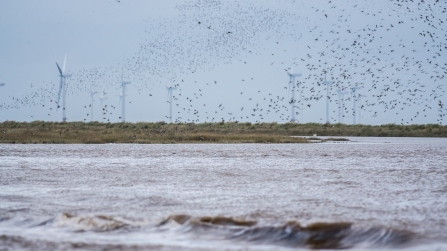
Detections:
0,121,446,144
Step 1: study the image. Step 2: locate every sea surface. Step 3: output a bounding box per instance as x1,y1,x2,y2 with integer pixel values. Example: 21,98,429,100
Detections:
0,137,446,251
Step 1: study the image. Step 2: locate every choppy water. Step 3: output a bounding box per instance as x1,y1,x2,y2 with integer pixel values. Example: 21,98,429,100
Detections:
1,137,446,250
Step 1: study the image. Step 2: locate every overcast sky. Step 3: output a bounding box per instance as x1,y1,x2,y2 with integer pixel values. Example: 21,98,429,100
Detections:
0,0,446,125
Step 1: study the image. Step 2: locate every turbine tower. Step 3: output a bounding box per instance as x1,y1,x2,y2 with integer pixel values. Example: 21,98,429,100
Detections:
90,90,98,122
166,85,177,123
118,90,123,120
0,83,5,122
337,88,343,124
358,94,367,124
351,86,362,125
98,89,107,122
324,70,334,124
286,68,302,123
56,55,71,122
337,88,349,124
299,88,304,123
120,67,130,122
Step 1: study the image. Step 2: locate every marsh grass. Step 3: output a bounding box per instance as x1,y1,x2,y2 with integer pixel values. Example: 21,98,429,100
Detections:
0,121,445,144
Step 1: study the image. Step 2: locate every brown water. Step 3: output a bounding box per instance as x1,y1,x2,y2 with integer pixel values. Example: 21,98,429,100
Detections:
1,137,446,250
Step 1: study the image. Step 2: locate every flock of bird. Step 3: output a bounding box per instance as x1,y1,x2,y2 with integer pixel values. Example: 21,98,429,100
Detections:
0,0,446,125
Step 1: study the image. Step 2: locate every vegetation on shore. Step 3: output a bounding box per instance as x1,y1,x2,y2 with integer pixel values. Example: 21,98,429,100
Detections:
0,121,445,144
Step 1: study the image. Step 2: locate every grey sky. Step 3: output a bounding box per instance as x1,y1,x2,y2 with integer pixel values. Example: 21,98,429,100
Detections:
0,0,446,125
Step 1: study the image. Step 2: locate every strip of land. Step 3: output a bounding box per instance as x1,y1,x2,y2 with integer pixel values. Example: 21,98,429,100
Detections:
0,121,446,144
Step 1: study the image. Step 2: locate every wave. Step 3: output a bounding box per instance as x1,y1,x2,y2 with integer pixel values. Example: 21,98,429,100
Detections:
5,213,417,250
159,215,416,249
53,212,147,232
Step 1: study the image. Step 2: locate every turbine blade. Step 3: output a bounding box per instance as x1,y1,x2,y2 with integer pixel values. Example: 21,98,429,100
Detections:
56,63,62,75
62,54,66,73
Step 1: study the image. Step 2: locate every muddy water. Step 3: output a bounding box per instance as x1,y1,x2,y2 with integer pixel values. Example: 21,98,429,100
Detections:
0,137,446,250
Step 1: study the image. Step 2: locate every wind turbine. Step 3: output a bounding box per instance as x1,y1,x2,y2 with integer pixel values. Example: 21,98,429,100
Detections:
90,90,98,122
351,86,362,125
286,68,302,123
120,67,130,122
324,70,334,124
166,85,177,123
358,94,367,124
56,55,71,122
